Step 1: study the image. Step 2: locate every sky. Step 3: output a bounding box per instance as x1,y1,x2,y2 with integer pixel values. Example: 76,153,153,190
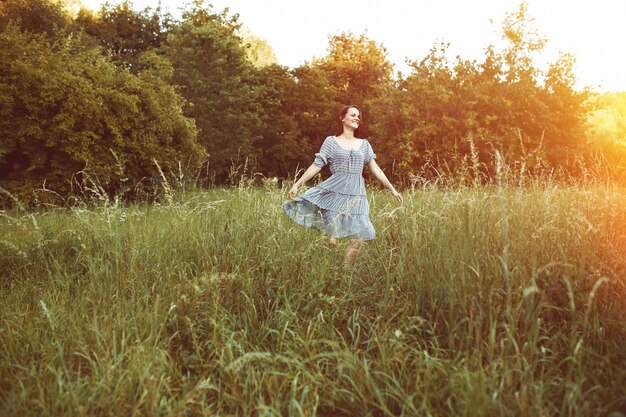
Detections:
79,0,626,92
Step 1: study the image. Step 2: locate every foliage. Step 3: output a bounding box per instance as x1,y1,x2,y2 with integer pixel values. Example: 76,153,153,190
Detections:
0,0,70,39
314,31,395,142
73,1,173,71
585,91,626,181
253,32,396,180
367,3,591,183
0,21,204,205
251,64,308,178
239,26,279,68
587,92,626,145
1,0,624,204
315,32,394,110
159,0,263,182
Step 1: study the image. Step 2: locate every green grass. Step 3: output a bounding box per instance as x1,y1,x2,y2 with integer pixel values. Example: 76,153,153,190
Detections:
1,185,625,416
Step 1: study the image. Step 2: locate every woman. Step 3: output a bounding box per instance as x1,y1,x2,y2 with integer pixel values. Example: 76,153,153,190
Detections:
284,105,403,266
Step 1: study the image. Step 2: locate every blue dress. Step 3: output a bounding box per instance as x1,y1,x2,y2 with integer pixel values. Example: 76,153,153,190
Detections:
284,135,376,241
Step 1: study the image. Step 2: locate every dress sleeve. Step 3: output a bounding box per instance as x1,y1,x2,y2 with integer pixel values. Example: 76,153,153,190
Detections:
313,137,333,167
364,139,377,164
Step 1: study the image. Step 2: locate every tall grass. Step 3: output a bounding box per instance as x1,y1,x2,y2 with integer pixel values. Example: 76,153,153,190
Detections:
1,184,625,416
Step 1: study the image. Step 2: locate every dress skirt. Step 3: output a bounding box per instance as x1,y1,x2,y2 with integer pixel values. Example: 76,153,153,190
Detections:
284,135,377,241
283,175,376,241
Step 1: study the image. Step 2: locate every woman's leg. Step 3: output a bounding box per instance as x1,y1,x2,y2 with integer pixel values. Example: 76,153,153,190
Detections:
344,238,363,266
327,237,338,247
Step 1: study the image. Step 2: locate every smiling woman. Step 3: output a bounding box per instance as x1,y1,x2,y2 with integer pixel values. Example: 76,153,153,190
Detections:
284,105,403,266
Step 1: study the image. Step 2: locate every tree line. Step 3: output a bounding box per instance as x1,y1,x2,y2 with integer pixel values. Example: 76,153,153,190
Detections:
0,0,620,206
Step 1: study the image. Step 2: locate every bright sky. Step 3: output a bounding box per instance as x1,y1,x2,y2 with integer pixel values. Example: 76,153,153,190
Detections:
80,0,626,92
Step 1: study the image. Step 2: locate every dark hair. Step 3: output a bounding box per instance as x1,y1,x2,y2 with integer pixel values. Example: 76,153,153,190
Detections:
337,104,362,136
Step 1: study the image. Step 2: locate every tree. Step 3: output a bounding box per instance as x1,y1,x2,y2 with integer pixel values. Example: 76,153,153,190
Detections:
370,2,591,182
251,64,306,178
584,92,626,178
239,26,278,68
315,32,393,106
160,1,262,181
288,64,343,168
73,1,173,71
0,0,70,39
0,23,205,205
587,92,626,147
542,52,591,166
314,32,394,140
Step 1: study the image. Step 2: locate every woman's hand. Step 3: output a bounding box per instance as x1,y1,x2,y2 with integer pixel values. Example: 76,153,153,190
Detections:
287,165,321,201
391,189,403,204
288,184,300,200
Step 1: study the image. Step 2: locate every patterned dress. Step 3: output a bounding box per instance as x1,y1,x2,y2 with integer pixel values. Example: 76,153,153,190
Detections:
284,135,376,241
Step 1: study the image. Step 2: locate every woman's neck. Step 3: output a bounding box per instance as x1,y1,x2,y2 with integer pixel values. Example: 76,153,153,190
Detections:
339,129,356,140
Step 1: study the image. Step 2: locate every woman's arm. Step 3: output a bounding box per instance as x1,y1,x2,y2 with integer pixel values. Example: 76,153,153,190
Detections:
367,159,403,204
288,164,322,200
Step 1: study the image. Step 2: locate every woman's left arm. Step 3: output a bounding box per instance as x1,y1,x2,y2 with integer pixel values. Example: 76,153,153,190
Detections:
367,159,403,204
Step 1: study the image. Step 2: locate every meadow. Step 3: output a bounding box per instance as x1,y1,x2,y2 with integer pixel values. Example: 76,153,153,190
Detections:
1,184,625,416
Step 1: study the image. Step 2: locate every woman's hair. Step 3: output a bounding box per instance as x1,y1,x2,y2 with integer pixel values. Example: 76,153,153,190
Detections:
337,104,362,136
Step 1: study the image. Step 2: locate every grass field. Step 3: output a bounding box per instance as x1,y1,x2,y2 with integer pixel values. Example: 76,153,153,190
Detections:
1,185,625,416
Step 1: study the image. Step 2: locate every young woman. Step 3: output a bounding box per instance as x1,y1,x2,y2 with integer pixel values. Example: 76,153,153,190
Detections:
284,105,403,266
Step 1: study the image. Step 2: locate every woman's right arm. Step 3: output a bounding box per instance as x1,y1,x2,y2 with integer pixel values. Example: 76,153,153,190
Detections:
288,164,322,200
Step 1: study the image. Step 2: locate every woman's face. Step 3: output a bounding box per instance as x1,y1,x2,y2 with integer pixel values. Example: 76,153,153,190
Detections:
342,108,361,130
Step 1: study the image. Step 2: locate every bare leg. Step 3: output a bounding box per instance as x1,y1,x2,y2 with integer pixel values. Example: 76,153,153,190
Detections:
327,237,338,248
344,238,363,266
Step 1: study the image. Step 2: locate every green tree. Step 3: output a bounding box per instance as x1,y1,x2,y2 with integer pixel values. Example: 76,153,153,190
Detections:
74,1,172,71
369,43,472,178
0,0,70,39
314,32,394,140
371,2,591,182
315,32,393,107
542,52,591,166
160,1,262,181
239,26,278,68
288,64,343,168
0,23,204,205
251,64,306,178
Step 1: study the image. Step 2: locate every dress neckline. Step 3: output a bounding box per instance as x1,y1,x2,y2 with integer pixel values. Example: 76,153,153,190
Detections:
332,136,365,151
